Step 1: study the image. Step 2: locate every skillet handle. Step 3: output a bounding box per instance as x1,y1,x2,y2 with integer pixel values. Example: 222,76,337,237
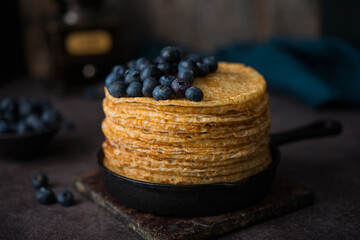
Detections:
270,119,342,147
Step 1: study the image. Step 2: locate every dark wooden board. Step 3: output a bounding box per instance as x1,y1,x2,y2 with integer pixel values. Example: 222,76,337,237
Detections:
74,170,314,240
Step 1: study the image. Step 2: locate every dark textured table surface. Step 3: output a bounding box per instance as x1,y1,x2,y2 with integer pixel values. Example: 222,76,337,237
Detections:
1,80,359,240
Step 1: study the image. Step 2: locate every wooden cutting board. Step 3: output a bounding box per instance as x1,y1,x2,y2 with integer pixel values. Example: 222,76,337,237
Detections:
74,170,314,240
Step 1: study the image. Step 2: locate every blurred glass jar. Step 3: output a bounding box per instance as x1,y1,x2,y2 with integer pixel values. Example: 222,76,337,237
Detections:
47,0,125,93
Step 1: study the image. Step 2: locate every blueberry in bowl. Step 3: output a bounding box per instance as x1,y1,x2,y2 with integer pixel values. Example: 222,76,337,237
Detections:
0,97,63,159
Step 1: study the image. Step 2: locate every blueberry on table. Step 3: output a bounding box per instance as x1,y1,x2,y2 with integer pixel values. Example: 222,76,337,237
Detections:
108,81,128,98
0,120,10,133
202,56,218,72
57,190,75,207
126,81,143,97
124,70,141,84
140,65,162,81
185,87,204,102
36,187,56,205
160,46,181,63
142,77,159,97
196,62,210,77
171,78,191,97
159,75,176,87
152,85,172,101
177,70,194,84
32,173,48,189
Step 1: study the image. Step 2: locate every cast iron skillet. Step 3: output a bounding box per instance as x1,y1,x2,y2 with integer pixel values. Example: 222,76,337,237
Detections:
98,119,342,217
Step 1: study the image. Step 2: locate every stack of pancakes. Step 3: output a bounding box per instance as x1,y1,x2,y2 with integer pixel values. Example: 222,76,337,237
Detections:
102,62,271,185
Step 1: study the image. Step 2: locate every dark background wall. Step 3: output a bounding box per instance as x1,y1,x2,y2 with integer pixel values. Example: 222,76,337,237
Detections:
3,0,360,81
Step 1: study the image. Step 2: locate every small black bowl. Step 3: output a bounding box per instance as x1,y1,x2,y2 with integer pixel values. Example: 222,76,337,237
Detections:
0,119,62,159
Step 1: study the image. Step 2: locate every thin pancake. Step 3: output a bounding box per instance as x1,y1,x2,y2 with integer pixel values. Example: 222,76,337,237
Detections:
104,62,267,107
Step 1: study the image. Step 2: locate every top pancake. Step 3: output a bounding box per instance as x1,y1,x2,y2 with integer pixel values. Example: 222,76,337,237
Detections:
105,62,266,107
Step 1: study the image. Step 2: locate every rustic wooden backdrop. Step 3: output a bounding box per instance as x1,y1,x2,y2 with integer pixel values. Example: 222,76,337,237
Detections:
18,0,321,78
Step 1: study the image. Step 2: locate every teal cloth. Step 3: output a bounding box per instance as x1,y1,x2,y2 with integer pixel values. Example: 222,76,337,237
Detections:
215,37,360,108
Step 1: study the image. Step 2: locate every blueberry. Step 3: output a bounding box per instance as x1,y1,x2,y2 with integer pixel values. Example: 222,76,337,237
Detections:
18,98,32,117
154,55,163,63
202,56,218,72
105,65,126,88
186,53,201,62
152,85,172,101
111,65,126,78
1,98,17,122
57,190,75,207
178,60,198,76
124,70,141,84
16,121,31,134
140,66,162,81
177,70,194,84
127,59,137,70
196,62,210,77
185,87,204,101
36,187,56,205
41,109,60,126
142,77,159,97
157,61,176,75
160,46,181,63
135,57,153,71
159,75,176,87
104,73,119,88
126,81,143,97
0,120,10,133
1,98,16,113
171,78,191,97
26,114,45,131
32,173,48,189
2,111,17,123
108,81,128,98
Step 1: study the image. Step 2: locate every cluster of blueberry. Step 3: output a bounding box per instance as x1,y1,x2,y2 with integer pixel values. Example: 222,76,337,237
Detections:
0,98,60,134
32,173,74,206
105,46,218,101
